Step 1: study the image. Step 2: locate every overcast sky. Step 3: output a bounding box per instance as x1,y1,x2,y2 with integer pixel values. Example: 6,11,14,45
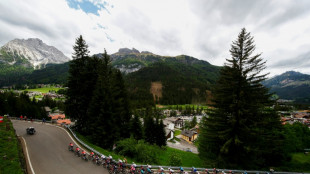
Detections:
1,0,310,77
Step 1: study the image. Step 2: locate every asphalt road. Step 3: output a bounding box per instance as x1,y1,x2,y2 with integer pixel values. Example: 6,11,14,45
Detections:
12,120,109,174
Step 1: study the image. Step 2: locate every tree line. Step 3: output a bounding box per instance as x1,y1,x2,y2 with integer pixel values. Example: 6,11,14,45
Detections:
0,91,63,119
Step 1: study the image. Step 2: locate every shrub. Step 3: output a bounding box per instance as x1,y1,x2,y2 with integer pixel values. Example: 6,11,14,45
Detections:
168,152,182,166
115,138,161,164
114,137,137,158
135,140,161,164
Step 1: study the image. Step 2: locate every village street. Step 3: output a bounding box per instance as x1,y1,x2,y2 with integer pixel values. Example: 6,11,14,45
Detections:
167,135,198,154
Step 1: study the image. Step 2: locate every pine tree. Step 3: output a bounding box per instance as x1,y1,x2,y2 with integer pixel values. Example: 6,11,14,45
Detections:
111,69,131,140
198,28,285,169
72,35,89,60
144,113,156,144
130,114,143,140
191,116,197,128
86,50,132,149
66,35,98,133
157,119,167,147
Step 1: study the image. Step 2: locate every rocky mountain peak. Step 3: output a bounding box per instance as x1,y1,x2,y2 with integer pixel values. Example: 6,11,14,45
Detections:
117,48,140,54
0,38,70,69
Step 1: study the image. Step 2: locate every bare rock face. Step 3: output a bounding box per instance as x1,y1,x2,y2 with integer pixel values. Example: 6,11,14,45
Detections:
117,48,140,55
0,38,70,69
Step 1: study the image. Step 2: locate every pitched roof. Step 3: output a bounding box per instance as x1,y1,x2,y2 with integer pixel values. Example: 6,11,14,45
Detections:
294,113,310,119
181,130,197,137
57,119,71,125
49,114,65,120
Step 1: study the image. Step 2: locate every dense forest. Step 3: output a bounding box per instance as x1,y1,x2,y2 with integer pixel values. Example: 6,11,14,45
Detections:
66,35,166,150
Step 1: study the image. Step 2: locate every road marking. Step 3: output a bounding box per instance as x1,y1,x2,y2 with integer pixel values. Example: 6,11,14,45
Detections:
21,137,36,174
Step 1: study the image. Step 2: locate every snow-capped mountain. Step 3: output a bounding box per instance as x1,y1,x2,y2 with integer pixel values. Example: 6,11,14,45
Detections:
0,38,70,69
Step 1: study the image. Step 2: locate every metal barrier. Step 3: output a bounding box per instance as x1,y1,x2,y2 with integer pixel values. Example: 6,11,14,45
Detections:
9,117,310,174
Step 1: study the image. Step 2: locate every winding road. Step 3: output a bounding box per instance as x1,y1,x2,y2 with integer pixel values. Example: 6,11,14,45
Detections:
12,120,109,174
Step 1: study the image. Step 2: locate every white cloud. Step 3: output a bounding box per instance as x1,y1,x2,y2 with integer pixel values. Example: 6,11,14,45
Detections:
0,0,310,76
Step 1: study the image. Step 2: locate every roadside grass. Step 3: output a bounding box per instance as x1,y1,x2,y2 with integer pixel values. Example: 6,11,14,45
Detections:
24,86,63,93
0,117,24,174
74,132,132,162
75,132,205,167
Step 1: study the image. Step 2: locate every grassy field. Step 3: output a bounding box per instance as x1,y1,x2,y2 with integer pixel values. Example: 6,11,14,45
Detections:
75,132,205,168
24,86,63,93
174,129,182,136
0,117,25,174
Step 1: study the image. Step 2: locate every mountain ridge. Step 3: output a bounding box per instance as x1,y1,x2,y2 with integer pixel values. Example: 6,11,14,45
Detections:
263,71,310,103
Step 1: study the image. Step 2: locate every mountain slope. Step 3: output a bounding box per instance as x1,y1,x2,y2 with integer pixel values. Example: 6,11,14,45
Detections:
263,71,310,103
112,48,221,106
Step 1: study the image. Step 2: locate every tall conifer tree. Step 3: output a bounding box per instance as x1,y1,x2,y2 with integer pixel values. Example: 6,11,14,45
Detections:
66,35,95,133
198,28,285,169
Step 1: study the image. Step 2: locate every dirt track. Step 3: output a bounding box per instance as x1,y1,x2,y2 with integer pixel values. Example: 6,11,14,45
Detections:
12,120,109,174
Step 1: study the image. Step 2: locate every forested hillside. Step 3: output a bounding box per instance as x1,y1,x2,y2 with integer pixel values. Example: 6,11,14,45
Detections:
0,50,220,107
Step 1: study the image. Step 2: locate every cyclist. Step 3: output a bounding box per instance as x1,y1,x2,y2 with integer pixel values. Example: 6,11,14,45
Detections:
90,151,95,157
213,168,217,174
81,150,87,159
95,155,100,164
140,166,145,174
106,155,112,167
158,166,165,174
69,142,74,151
118,159,122,166
130,162,136,174
147,165,153,174
168,168,174,174
205,169,209,174
179,167,184,174
75,147,80,156
122,158,127,170
108,155,113,161
101,154,106,160
89,151,95,161
191,167,197,174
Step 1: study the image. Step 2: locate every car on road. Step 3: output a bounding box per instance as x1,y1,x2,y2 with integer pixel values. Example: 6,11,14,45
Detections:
26,127,36,135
